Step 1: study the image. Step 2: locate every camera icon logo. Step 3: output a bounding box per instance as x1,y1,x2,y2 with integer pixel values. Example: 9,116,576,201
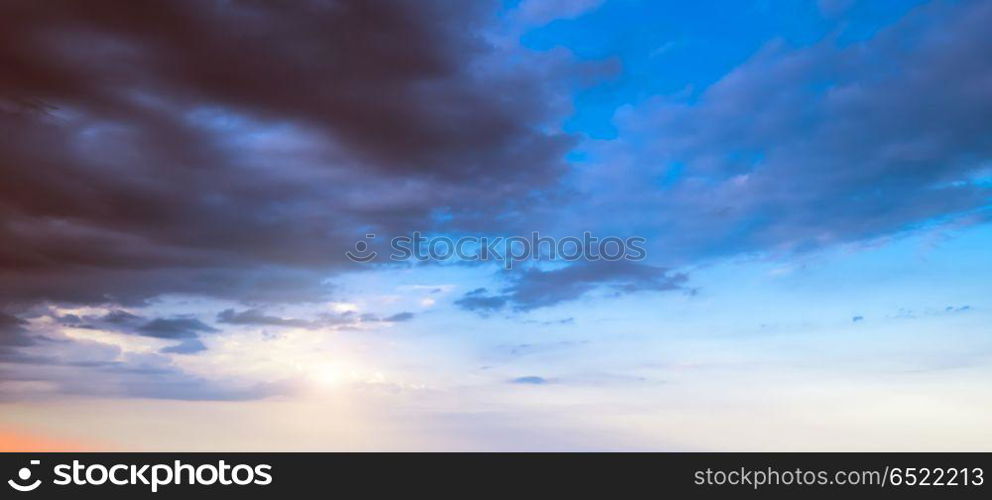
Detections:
8,460,41,492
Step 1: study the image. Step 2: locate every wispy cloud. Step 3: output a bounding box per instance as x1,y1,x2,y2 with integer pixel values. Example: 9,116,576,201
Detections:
458,261,687,312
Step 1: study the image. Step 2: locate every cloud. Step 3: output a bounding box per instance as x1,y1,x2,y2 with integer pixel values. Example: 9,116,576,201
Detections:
0,312,34,348
160,339,207,355
138,317,217,339
216,309,312,329
888,304,975,320
216,307,414,330
520,317,575,326
512,0,604,25
118,377,294,402
384,312,415,322
506,261,686,310
0,315,291,400
509,376,549,385
457,261,687,312
101,310,142,325
0,0,579,307
817,0,855,18
496,340,588,359
455,288,510,313
573,0,992,264
3,0,989,406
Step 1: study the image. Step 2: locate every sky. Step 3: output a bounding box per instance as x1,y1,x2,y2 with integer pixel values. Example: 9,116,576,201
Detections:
0,0,990,451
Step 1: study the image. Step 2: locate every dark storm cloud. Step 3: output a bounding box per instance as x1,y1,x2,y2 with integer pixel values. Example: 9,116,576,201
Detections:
0,312,34,347
0,0,578,307
457,262,687,312
577,0,992,263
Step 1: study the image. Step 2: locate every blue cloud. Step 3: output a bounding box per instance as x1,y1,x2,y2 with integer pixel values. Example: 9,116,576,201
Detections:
160,339,208,355
509,376,550,385
560,0,992,265
458,262,686,313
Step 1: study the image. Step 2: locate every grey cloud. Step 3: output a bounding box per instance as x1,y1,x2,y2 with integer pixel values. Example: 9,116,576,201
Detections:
455,288,510,313
217,308,313,328
0,0,597,400
0,312,33,347
384,312,415,322
101,310,142,324
1,330,284,401
217,308,415,330
0,0,584,308
160,339,207,355
138,317,218,339
117,376,297,402
458,262,687,313
342,311,417,327
54,313,83,326
506,261,686,310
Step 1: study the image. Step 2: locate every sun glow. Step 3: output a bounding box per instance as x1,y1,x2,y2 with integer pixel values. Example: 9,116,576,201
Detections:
328,302,359,313
309,363,343,387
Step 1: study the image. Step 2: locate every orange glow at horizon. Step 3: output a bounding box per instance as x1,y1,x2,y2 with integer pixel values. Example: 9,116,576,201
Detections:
0,427,94,452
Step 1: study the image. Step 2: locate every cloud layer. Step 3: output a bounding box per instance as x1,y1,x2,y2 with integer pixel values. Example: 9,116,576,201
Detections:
457,261,687,312
1,0,990,405
0,0,576,307
571,0,992,263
